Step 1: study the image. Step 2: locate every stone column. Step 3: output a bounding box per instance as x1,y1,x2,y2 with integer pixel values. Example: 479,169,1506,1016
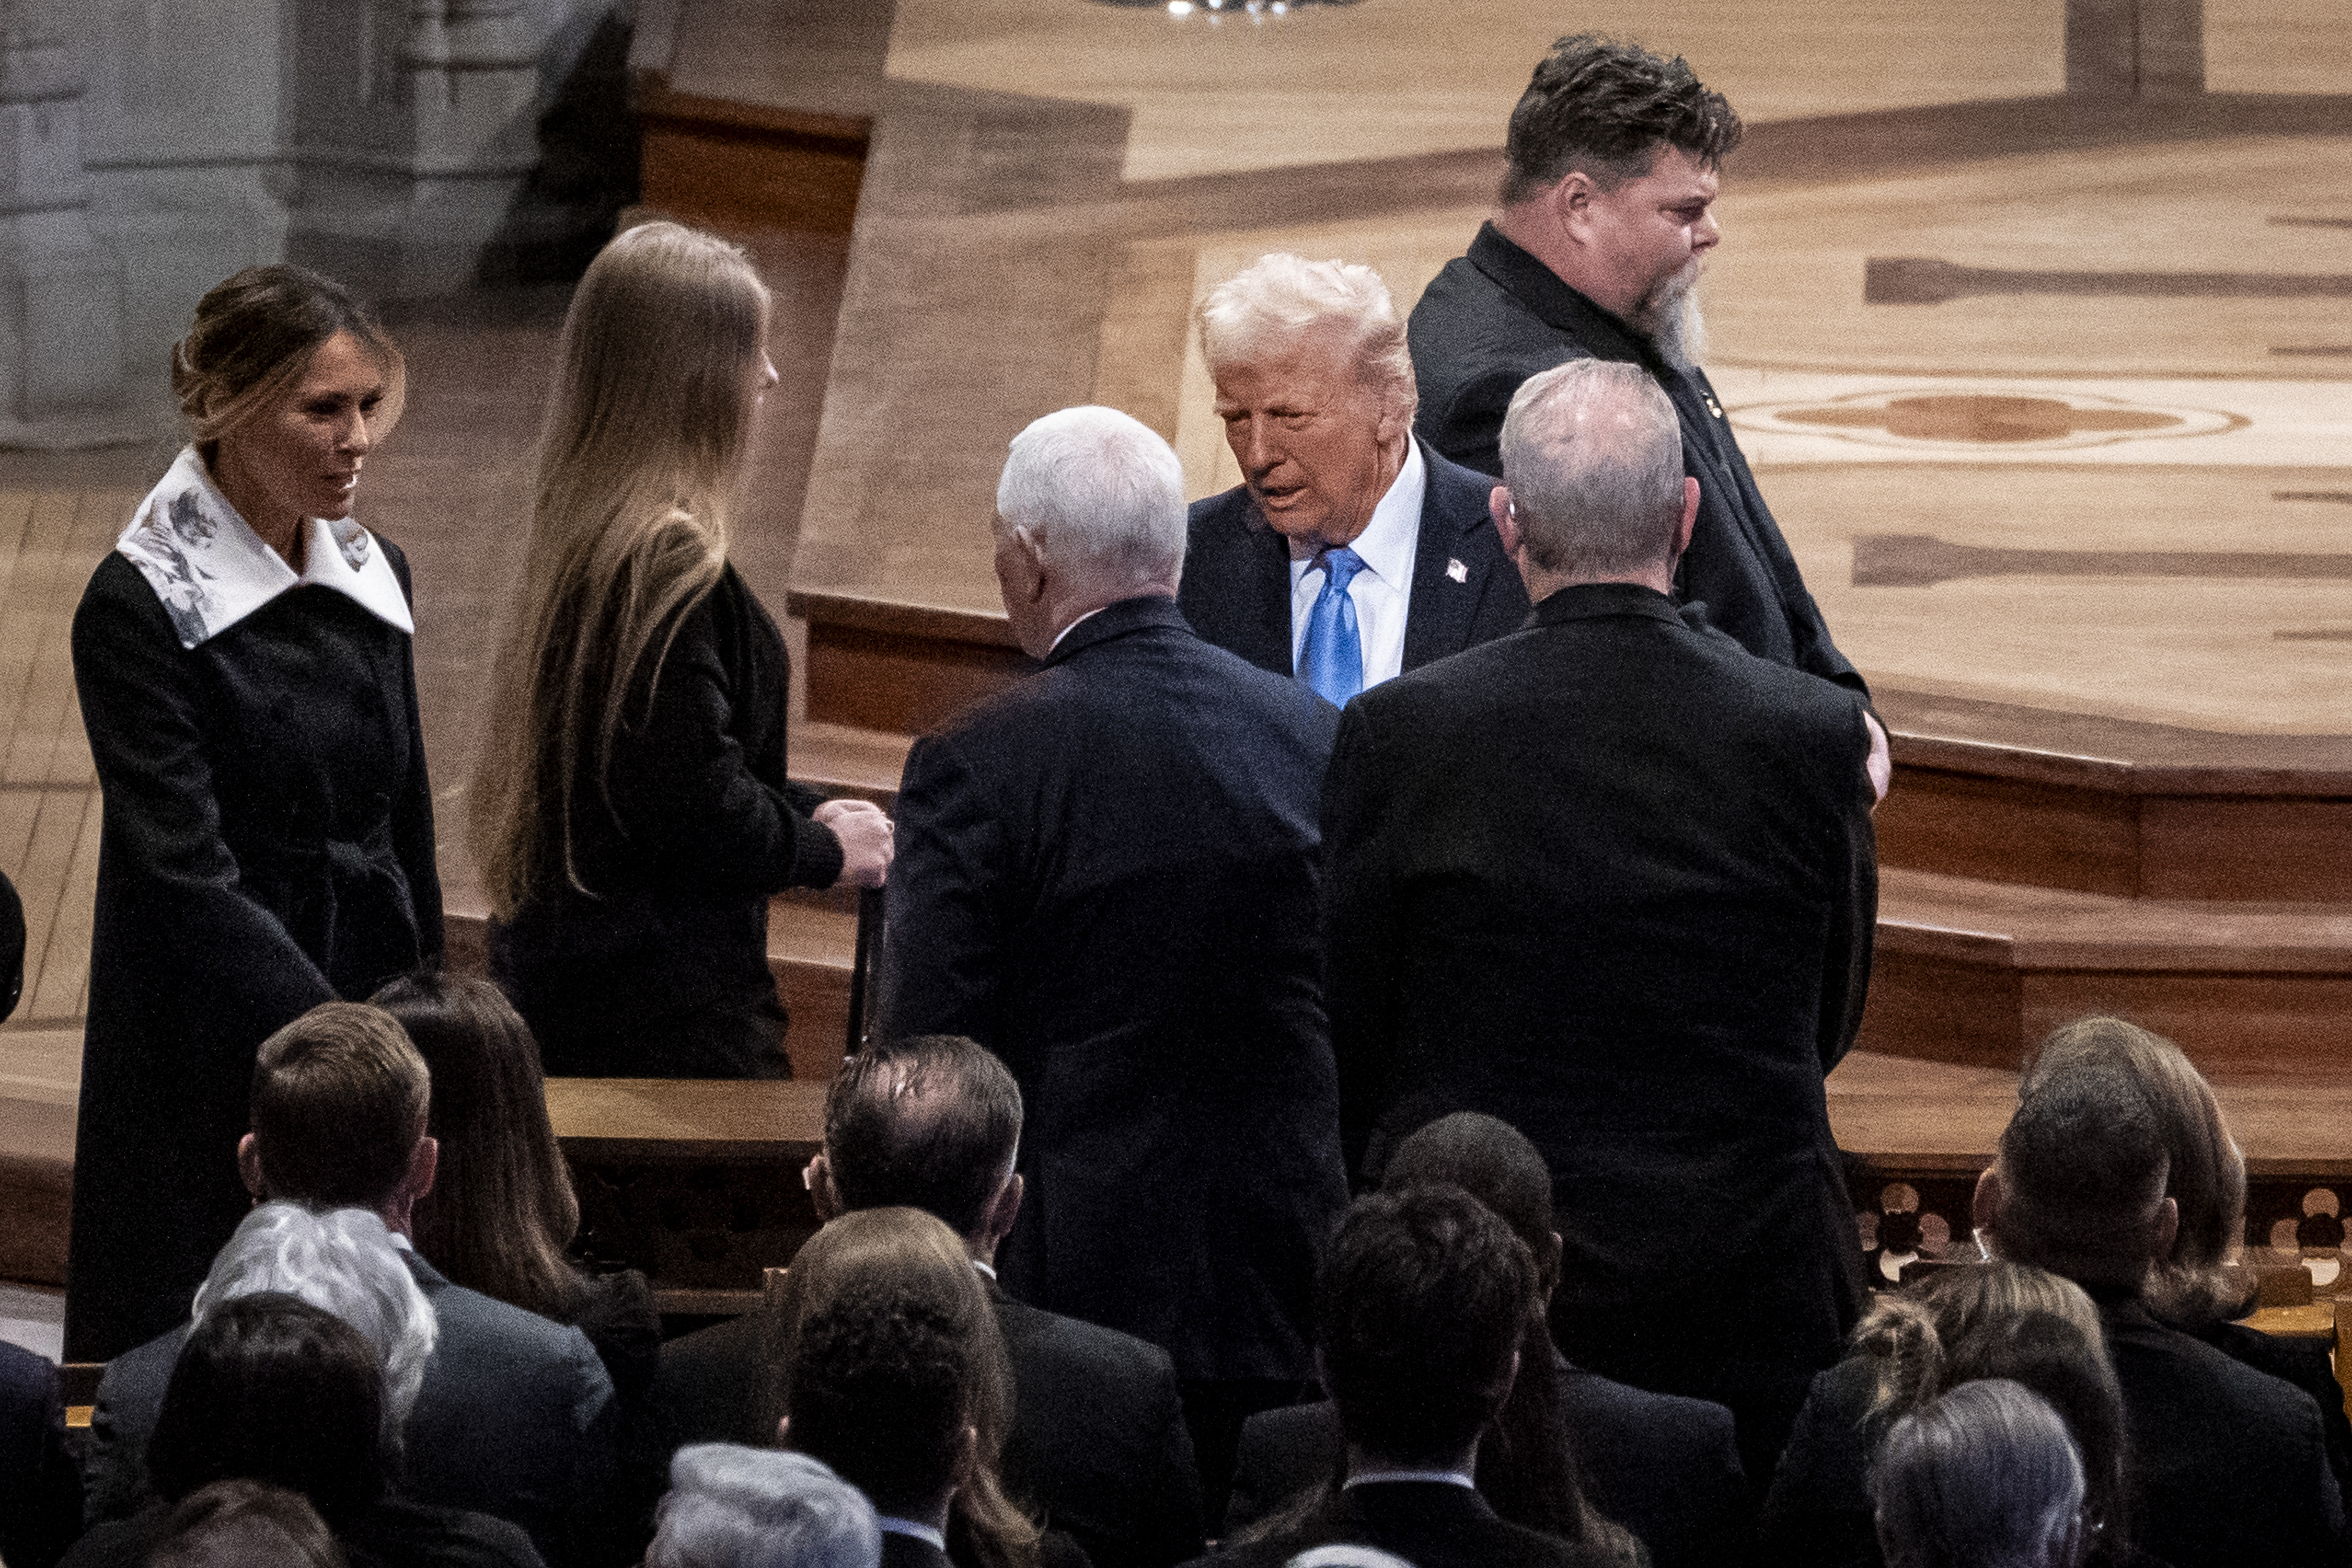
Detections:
0,0,140,446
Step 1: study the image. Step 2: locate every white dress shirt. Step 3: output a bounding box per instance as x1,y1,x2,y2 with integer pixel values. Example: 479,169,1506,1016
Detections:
1288,438,1427,691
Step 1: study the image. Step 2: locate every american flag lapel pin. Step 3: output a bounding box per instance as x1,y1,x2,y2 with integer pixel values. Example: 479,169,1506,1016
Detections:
1446,558,1468,583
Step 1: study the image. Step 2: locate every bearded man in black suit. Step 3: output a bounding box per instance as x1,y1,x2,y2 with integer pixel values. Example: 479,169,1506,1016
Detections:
1410,36,1885,801
881,405,1349,1525
1321,357,1878,1486
1181,252,1528,706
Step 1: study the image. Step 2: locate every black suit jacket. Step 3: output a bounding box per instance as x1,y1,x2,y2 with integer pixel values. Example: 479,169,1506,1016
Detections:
0,1342,80,1568
2101,1295,2344,1568
1409,224,1864,698
880,596,1348,1385
1321,581,1875,1433
644,1284,1204,1568
1178,442,1529,679
84,1251,617,1568
1228,1362,1745,1568
1187,1481,1627,1568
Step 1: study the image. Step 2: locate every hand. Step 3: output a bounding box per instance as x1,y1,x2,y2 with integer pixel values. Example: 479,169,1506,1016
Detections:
1863,711,1891,807
814,797,892,888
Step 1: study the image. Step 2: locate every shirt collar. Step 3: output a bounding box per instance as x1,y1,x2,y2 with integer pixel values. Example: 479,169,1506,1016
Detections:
1344,1469,1476,1491
970,1259,997,1281
116,445,414,649
1345,437,1425,592
875,1518,948,1550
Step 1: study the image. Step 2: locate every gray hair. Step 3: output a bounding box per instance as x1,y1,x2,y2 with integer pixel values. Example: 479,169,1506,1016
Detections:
1871,1379,2086,1568
1194,253,1416,418
1286,1551,1417,1568
995,406,1185,586
649,1445,882,1568
1498,359,1685,579
191,1203,436,1438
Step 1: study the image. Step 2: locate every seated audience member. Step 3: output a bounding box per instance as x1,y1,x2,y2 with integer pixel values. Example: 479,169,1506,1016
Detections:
2024,1016,2352,1489
148,1480,349,1568
373,972,660,1411
1,1337,83,1568
1869,1380,2088,1568
83,1002,618,1567
1975,1035,2344,1568
1762,1263,2138,1568
62,1293,540,1568
1192,1186,1637,1568
653,1034,1199,1568
1230,1113,1740,1568
647,1446,880,1568
771,1208,1072,1568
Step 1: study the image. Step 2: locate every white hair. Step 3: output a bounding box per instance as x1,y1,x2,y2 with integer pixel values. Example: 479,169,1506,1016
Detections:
995,405,1185,586
1871,1379,2087,1568
1286,1550,1417,1568
1498,359,1685,579
649,1445,882,1568
191,1204,436,1440
1195,252,1416,418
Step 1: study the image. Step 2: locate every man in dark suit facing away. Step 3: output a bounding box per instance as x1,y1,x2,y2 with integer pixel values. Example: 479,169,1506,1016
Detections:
1181,252,1528,700
648,1033,1205,1568
881,405,1350,1523
80,1003,618,1567
1228,1112,1750,1568
1321,358,1879,1486
1183,1186,1629,1568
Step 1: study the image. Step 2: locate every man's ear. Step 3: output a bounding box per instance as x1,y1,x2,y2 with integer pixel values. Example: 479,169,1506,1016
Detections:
983,1169,1024,1250
1973,1165,2003,1241
1550,170,1597,240
2152,1194,2180,1264
805,1152,842,1224
237,1133,266,1200
407,1135,438,1204
1013,524,1048,601
1490,486,1519,556
1675,476,1699,560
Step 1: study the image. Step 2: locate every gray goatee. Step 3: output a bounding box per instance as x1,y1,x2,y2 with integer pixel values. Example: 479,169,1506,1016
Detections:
1638,263,1708,371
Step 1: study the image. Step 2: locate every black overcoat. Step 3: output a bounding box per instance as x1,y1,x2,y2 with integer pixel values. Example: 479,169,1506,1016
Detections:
1320,580,1877,1477
66,540,441,1361
878,595,1348,1384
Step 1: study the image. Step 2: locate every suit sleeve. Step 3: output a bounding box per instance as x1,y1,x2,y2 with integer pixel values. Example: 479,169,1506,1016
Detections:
1814,703,1880,1077
71,562,336,1027
381,542,443,961
603,594,844,895
878,734,1009,1048
1319,701,1404,1180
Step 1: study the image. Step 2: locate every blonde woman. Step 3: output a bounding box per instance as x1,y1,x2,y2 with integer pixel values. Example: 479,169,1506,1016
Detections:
474,222,890,1079
68,264,436,1363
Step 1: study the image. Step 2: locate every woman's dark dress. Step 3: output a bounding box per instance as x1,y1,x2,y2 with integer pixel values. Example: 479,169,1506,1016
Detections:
66,538,441,1362
491,563,841,1079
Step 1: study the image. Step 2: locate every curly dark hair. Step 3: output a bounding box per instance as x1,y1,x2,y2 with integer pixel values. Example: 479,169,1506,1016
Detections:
1501,34,1744,205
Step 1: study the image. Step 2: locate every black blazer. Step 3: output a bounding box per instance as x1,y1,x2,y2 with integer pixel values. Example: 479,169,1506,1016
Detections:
1178,442,1529,679
2100,1295,2344,1568
641,1282,1204,1568
1189,1481,1629,1568
492,562,843,1078
84,1252,618,1568
1409,223,1865,698
1228,1363,1746,1568
1321,581,1876,1455
880,596,1349,1384
68,541,441,1362
0,1343,80,1568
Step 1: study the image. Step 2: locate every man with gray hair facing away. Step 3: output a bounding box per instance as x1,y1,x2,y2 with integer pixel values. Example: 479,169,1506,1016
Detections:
1181,253,1527,702
881,406,1348,1525
1321,358,1879,1490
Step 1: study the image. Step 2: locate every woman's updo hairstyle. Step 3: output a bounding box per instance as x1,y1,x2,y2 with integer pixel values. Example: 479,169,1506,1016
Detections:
172,264,406,465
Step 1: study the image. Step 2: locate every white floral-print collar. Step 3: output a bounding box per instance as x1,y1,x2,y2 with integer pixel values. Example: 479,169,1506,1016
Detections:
116,445,414,649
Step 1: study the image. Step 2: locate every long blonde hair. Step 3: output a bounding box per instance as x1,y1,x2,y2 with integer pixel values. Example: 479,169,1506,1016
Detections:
472,222,770,916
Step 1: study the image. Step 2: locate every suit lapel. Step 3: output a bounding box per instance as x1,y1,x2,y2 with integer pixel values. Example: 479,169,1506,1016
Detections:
1401,451,1492,672
1240,515,1296,674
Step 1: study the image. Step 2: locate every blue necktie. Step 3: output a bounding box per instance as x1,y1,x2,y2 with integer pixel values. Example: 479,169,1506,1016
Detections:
1298,546,1365,706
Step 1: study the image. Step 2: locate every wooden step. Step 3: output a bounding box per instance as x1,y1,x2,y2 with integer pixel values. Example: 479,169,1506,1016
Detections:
1863,866,2352,1081
0,1028,76,1286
